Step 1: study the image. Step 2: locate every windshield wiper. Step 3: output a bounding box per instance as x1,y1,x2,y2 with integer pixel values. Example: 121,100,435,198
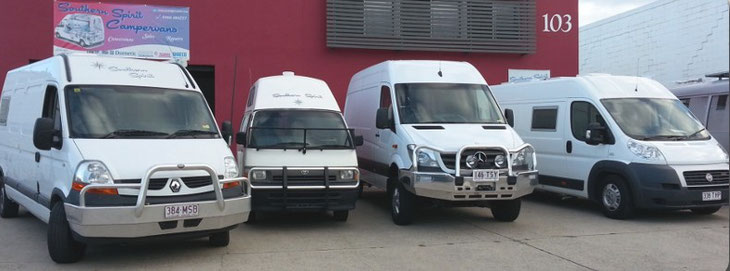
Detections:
684,128,707,139
639,135,684,141
102,129,168,139
314,144,352,150
166,129,218,139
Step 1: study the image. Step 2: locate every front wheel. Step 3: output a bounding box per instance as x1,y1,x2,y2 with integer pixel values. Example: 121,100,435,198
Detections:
490,199,521,222
1,183,19,218
333,210,349,222
48,202,86,263
209,231,230,247
600,176,634,219
690,206,722,215
391,183,415,225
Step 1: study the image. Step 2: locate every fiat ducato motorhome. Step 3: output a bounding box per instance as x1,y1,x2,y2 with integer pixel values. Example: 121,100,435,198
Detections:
0,55,250,263
235,72,362,222
344,61,538,225
492,75,729,219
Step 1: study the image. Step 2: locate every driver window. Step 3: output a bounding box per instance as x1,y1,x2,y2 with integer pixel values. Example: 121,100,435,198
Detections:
41,86,62,149
571,101,605,142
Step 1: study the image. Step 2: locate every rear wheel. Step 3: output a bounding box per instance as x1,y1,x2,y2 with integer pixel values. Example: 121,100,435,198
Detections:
391,182,415,225
600,176,634,219
690,206,722,215
48,202,86,263
209,231,230,247
333,210,349,222
490,199,521,222
0,182,19,218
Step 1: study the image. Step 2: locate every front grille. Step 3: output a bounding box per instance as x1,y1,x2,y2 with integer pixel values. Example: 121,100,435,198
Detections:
272,175,337,182
440,149,506,170
182,176,214,188
270,169,337,183
116,175,223,190
117,178,168,190
684,170,729,186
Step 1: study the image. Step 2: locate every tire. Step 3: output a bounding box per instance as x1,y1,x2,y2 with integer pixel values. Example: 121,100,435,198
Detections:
209,231,230,247
1,183,19,218
357,182,364,198
490,199,521,222
48,202,86,263
391,182,415,225
600,176,634,219
690,206,722,215
333,210,349,222
245,211,257,224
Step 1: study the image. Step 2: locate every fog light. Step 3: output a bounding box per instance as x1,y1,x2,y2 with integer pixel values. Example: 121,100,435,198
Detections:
252,171,267,180
494,155,506,168
339,170,355,180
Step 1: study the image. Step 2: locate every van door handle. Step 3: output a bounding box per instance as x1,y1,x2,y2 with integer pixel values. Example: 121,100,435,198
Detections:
375,133,380,138
566,141,572,154
35,152,41,163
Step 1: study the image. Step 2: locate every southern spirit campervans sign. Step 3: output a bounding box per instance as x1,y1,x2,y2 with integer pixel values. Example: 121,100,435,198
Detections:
53,1,190,61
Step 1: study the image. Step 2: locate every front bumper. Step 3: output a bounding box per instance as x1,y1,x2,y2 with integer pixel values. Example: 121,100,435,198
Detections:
402,170,538,201
631,163,729,209
64,164,251,239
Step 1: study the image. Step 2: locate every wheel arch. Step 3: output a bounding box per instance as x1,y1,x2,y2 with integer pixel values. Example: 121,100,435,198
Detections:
50,188,67,209
587,161,640,202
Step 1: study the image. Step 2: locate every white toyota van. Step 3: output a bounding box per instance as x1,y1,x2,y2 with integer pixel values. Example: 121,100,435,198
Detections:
235,72,361,222
492,75,729,219
344,61,538,225
0,55,250,263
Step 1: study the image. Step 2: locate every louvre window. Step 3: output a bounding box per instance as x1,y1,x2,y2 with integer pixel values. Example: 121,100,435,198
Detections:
327,0,536,54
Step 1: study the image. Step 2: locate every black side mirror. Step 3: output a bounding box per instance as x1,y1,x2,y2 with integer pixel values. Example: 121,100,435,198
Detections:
354,135,364,146
585,123,607,145
375,108,390,129
504,109,514,127
33,118,56,151
235,131,247,146
221,121,233,144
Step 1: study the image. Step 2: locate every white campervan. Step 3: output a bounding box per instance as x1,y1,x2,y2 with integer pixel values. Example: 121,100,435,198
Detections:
0,55,250,263
235,72,361,222
55,14,105,48
344,61,538,225
492,75,729,219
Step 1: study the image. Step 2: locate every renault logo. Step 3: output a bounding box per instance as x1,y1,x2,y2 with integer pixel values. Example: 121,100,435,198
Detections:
169,178,182,193
706,173,714,182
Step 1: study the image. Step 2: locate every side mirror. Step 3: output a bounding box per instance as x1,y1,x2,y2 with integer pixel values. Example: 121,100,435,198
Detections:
354,135,364,147
504,109,514,127
235,131,247,146
33,118,56,151
375,108,390,129
585,123,607,145
221,121,233,144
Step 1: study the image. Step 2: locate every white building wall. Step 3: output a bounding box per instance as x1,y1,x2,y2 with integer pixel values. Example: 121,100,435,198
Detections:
580,0,729,88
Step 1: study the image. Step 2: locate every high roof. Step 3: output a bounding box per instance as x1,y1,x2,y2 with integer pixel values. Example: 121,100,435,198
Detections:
248,72,340,112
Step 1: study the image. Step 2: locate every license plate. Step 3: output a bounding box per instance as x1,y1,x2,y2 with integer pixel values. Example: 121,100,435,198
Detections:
164,204,199,219
702,191,722,201
473,170,500,182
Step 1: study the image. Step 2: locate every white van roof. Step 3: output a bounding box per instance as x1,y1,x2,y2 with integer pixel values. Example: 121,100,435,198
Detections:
492,74,677,102
3,54,196,91
348,60,487,92
248,72,340,112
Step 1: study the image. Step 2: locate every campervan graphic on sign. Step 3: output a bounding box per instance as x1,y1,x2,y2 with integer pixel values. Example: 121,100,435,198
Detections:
55,14,105,48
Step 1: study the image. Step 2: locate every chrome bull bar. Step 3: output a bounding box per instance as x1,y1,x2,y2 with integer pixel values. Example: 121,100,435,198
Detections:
412,144,537,176
78,164,250,217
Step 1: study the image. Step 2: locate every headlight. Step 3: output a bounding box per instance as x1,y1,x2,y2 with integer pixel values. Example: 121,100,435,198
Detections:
511,147,535,172
224,156,238,178
627,140,665,160
417,149,439,168
251,170,267,180
74,161,114,184
339,170,356,180
494,155,507,168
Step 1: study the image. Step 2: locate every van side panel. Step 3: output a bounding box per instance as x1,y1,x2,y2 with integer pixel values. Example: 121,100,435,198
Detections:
345,85,380,172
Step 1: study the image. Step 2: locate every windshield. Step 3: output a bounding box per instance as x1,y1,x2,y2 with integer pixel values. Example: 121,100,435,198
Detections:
65,85,219,139
248,110,353,149
394,83,504,124
601,98,710,141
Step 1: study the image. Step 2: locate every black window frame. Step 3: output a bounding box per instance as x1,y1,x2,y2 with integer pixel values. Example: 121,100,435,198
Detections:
530,106,558,131
716,95,727,111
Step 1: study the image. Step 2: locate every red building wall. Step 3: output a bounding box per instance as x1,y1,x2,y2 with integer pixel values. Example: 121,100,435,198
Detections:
0,0,578,129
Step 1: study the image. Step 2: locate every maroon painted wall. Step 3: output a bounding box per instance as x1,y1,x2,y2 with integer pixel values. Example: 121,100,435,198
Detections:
0,0,578,130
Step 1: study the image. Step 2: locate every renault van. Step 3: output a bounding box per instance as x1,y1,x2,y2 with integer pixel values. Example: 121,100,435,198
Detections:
0,55,250,263
235,72,362,222
492,75,729,219
344,61,538,225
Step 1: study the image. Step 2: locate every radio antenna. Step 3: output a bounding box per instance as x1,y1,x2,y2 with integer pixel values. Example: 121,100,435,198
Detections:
229,55,239,122
438,61,443,77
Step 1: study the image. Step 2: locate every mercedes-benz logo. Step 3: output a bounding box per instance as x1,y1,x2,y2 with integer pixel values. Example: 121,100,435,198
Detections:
300,170,310,175
169,178,182,193
466,151,489,169
706,173,714,182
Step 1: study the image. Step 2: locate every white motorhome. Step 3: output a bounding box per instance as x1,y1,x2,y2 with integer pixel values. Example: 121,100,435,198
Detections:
55,14,105,48
236,72,361,222
0,54,250,263
492,75,729,219
344,61,538,225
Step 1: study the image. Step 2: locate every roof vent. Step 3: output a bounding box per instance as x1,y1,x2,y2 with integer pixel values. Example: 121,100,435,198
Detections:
282,71,295,76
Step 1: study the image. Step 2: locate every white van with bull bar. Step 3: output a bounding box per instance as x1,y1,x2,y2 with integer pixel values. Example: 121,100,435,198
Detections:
0,54,250,263
344,61,538,225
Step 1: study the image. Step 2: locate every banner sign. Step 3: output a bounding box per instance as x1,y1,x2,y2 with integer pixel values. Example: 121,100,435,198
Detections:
53,1,190,61
508,69,551,83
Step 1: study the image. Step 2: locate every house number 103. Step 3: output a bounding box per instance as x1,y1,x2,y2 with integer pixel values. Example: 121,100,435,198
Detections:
542,14,573,33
